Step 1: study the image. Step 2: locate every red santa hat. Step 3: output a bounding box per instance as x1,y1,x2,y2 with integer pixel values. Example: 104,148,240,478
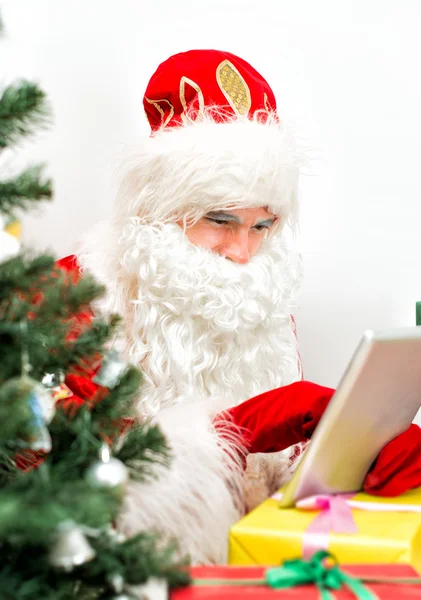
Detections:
117,49,300,225
143,49,277,131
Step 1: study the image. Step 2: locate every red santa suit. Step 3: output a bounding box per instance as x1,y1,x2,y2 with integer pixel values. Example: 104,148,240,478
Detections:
59,50,421,565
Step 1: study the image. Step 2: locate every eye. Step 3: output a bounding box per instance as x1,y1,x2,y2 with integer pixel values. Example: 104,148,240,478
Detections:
205,217,229,227
253,223,271,233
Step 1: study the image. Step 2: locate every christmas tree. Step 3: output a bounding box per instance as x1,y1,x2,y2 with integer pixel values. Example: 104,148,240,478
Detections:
0,14,188,599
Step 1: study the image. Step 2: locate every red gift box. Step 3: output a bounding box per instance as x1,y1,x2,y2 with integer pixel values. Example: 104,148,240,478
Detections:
171,564,421,599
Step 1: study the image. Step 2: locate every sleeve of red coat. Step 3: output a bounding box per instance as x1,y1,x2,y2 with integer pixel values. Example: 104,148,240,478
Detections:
56,255,102,409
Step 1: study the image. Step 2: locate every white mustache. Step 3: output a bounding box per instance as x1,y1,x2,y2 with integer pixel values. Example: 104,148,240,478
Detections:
119,219,296,329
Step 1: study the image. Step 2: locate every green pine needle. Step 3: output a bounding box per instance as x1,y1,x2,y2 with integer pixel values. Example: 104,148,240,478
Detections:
0,466,120,541
0,254,114,384
0,165,52,217
115,422,171,481
0,81,51,148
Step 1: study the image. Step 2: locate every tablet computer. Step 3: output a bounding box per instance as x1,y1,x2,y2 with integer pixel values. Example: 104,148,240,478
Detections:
279,327,421,507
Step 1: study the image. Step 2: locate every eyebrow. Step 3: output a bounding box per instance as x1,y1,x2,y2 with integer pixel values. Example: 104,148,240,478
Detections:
206,211,243,224
206,211,276,228
253,218,276,228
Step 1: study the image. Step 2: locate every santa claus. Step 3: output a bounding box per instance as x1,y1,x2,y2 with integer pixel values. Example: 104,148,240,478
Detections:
59,49,421,565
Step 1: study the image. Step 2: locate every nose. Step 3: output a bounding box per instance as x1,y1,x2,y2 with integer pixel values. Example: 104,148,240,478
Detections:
222,232,250,264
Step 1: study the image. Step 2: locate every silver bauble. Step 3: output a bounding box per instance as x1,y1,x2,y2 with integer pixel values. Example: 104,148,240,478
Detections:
86,444,129,498
4,375,53,451
34,382,56,425
42,370,73,403
42,370,65,388
93,349,128,389
18,375,56,424
107,572,125,593
104,573,137,599
49,522,96,571
107,526,126,544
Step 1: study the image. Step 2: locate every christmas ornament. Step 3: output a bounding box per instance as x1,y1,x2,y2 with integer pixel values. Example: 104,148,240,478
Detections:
42,370,73,402
107,526,126,544
85,444,129,498
0,214,20,262
93,348,128,389
108,573,125,592
3,375,53,452
49,521,96,571
4,217,22,239
104,572,137,600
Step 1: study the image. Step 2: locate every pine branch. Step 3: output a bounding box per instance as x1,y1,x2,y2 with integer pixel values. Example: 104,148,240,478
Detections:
115,423,171,481
0,81,51,149
0,467,119,541
89,367,141,425
0,377,38,448
0,255,118,384
0,462,189,595
0,532,189,599
0,254,56,300
0,165,52,217
86,532,190,589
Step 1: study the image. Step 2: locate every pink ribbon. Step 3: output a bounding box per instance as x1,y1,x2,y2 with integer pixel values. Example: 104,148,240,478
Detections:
271,490,421,559
297,495,358,559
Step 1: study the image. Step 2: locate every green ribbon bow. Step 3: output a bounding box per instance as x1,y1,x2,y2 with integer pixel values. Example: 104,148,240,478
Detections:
265,551,375,600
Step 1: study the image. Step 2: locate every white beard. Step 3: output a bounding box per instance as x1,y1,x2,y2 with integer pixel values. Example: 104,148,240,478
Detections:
79,219,302,417
78,218,304,562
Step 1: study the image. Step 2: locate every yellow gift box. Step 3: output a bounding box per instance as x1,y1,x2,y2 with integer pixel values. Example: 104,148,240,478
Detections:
229,487,421,573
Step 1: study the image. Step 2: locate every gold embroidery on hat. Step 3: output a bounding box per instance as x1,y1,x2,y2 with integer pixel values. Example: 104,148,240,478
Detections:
216,60,252,116
179,76,204,123
145,97,175,128
264,93,272,112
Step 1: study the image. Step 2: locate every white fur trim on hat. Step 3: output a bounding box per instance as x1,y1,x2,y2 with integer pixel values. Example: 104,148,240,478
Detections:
116,109,303,227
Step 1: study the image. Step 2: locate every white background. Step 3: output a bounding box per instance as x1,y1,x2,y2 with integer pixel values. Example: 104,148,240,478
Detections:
2,0,421,398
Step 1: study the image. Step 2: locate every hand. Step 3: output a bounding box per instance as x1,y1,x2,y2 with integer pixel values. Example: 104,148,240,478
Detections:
219,380,335,454
223,380,421,497
364,423,421,496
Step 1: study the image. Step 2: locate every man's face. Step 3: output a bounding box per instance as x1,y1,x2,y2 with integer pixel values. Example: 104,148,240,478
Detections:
178,207,277,264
